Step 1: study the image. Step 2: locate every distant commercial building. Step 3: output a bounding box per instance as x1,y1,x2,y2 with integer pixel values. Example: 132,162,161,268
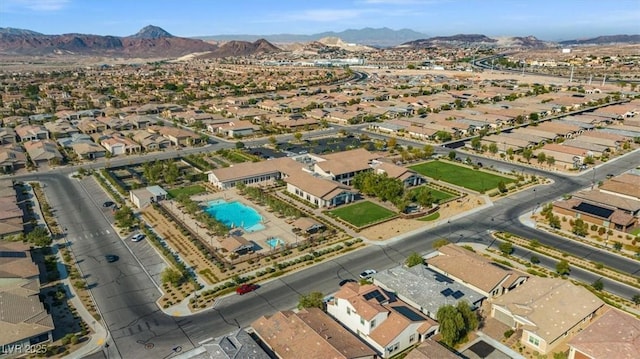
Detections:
130,185,168,209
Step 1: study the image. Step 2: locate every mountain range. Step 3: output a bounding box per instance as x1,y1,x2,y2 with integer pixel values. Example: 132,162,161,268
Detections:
0,25,282,58
197,27,427,48
0,25,638,59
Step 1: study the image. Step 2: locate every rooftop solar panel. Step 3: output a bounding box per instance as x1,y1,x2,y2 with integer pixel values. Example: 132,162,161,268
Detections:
0,251,27,258
440,288,454,297
452,290,465,299
363,290,386,303
574,202,614,219
392,306,424,322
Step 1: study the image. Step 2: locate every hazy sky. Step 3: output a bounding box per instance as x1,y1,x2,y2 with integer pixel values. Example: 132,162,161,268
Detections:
1,0,638,40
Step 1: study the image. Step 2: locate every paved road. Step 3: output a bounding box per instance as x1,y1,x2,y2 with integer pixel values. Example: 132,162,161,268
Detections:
17,142,640,358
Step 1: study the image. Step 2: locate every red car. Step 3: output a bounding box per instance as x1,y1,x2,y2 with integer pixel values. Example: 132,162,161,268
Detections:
236,284,259,295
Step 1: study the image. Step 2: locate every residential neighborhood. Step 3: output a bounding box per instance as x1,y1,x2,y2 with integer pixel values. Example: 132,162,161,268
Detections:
1,4,640,359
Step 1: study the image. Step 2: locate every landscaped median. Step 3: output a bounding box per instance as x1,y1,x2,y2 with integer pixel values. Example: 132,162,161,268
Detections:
492,231,640,290
326,200,397,229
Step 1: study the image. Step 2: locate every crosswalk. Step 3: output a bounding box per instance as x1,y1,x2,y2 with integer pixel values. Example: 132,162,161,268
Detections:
71,228,112,240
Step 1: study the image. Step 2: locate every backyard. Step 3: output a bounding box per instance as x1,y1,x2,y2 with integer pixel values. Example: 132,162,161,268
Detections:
328,201,396,227
410,161,515,192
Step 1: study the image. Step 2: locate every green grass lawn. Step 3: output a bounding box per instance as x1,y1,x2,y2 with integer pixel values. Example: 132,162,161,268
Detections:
168,185,206,198
419,212,440,221
328,201,396,227
410,161,514,192
409,186,456,203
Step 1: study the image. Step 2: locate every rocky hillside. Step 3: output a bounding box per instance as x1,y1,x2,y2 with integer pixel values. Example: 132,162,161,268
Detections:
559,34,640,45
400,34,555,48
0,25,280,58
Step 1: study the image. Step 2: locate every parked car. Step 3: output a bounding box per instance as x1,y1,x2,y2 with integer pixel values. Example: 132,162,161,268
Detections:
102,201,115,207
339,279,357,286
131,233,145,242
359,269,377,279
606,173,614,179
105,254,119,263
236,284,259,295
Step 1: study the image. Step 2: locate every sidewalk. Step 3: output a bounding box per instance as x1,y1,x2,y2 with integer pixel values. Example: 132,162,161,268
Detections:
26,179,108,358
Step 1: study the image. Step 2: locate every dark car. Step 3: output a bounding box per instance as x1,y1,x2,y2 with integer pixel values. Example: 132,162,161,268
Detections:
606,174,614,179
236,284,259,295
102,201,115,207
105,254,119,263
339,279,357,286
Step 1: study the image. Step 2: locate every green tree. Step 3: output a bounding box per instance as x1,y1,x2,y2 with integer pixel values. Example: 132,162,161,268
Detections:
529,112,539,122
499,242,513,255
613,241,623,251
437,305,465,347
488,143,499,155
26,226,51,247
571,218,588,237
530,255,540,264
448,151,457,161
632,294,640,305
422,145,434,158
546,156,556,167
471,137,482,151
537,152,547,164
235,141,245,149
592,279,604,291
556,259,571,275
437,301,477,347
548,215,561,229
522,148,533,163
405,252,424,267
298,291,324,310
293,131,303,143
161,267,183,286
386,137,397,149
436,131,452,142
114,206,135,229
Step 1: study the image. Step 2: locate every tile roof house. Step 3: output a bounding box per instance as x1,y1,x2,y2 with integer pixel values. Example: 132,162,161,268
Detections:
23,140,63,167
404,339,459,359
0,241,54,348
373,162,424,187
327,283,437,358
599,173,640,201
491,277,605,355
553,198,637,232
285,173,357,208
0,144,27,174
0,127,17,144
425,244,528,298
251,308,377,359
0,180,24,239
313,148,380,185
14,124,49,142
567,307,640,359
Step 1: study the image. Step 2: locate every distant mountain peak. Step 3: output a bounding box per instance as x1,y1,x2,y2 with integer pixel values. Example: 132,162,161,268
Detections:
0,27,44,36
129,25,173,39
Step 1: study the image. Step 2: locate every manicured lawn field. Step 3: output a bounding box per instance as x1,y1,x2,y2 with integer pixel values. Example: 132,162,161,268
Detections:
419,212,440,221
328,201,396,227
409,161,514,192
168,185,206,198
409,186,456,203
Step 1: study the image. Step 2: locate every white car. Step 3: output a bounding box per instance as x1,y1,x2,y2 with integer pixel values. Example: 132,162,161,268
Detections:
131,233,145,242
359,269,377,279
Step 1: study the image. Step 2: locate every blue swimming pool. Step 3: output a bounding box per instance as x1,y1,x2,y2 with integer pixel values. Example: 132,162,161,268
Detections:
204,199,265,232
266,237,284,249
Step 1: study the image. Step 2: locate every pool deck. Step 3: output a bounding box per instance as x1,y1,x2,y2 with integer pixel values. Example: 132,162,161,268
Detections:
191,190,297,253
